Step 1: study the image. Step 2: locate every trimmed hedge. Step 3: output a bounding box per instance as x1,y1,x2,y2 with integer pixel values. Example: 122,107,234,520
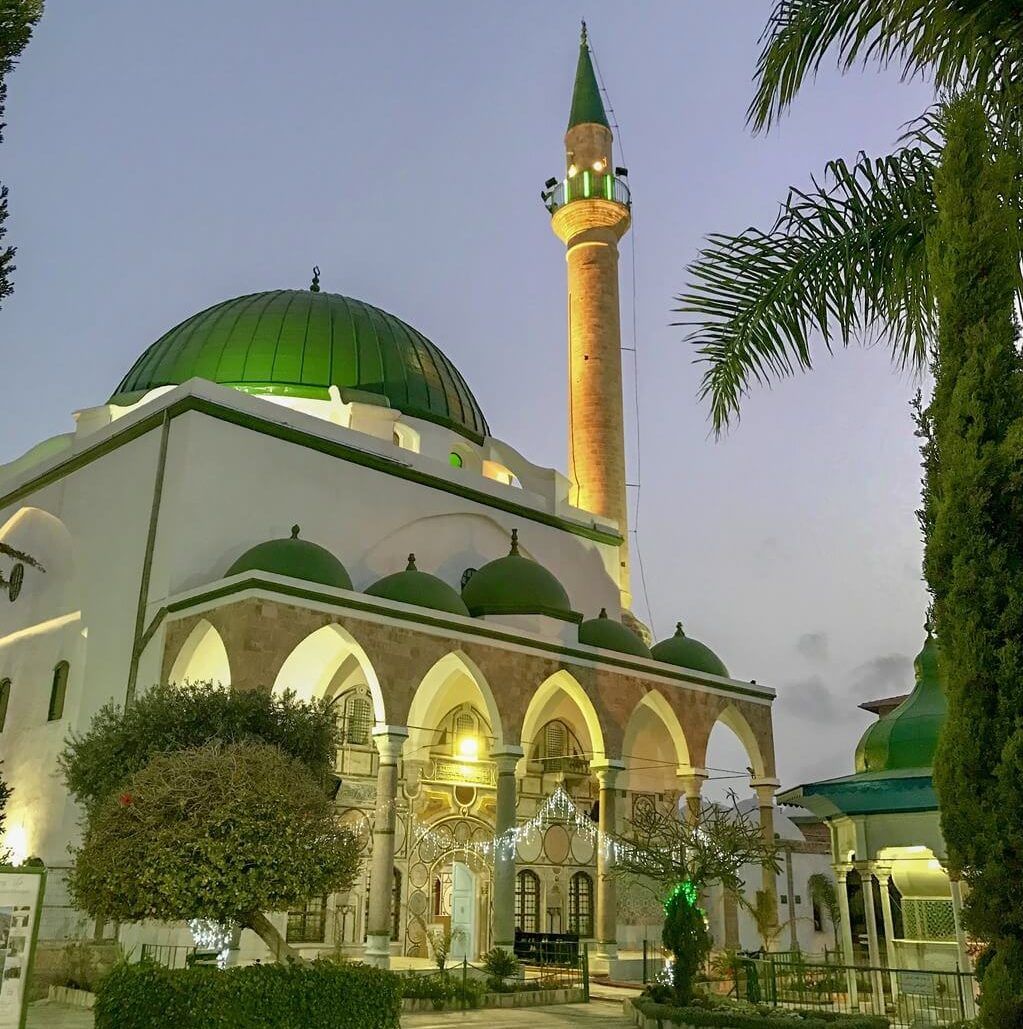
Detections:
635,998,889,1029
95,959,401,1029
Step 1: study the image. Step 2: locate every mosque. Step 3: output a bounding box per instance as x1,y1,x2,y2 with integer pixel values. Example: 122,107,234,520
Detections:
0,30,780,973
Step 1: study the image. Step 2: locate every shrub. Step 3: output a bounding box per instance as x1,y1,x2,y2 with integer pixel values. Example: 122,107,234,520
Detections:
634,998,888,1029
399,972,485,1009
56,941,99,992
94,958,401,1029
481,946,519,980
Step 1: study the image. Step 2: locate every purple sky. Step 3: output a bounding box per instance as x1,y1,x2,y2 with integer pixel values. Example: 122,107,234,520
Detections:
1,2,936,793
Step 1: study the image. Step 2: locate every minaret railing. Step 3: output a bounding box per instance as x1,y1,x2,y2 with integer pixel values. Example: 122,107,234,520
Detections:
543,171,630,213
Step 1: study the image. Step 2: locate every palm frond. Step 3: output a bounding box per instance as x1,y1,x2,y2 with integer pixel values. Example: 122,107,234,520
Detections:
749,0,1023,133
676,148,938,433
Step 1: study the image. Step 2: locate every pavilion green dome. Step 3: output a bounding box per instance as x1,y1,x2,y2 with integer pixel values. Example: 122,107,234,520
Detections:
110,289,490,442
226,525,353,590
365,554,469,617
461,530,579,623
855,632,946,773
651,623,729,678
578,609,652,658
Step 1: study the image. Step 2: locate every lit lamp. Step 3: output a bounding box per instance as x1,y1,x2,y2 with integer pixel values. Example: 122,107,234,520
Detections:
5,824,29,867
457,736,479,761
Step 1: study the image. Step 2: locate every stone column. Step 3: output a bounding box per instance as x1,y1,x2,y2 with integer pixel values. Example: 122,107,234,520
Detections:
876,868,899,1000
836,867,859,1007
859,867,885,1014
364,726,408,968
677,767,708,826
592,758,626,960
949,877,977,1019
751,779,781,936
491,746,524,952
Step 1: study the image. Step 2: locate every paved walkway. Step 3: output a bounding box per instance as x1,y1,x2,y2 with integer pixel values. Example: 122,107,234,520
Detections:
27,996,632,1028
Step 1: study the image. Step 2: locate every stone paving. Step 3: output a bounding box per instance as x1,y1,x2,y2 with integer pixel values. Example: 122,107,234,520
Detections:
27,997,634,1028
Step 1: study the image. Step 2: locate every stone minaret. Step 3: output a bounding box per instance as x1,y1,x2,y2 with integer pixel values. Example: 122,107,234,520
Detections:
549,24,633,611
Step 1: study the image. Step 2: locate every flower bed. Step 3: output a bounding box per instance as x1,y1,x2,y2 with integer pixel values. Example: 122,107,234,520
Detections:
399,971,583,1011
94,959,402,1029
626,996,889,1029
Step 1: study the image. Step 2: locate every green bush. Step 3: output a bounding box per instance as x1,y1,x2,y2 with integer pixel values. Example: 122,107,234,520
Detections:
481,946,519,979
94,958,401,1029
634,998,888,1029
399,972,487,1009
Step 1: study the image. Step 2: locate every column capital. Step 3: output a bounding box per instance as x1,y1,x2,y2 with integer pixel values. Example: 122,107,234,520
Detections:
371,725,409,762
491,745,524,775
590,757,626,787
677,766,708,786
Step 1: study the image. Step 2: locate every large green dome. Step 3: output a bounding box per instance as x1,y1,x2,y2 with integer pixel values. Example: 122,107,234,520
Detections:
226,525,352,590
855,632,945,773
461,530,579,623
111,289,490,442
578,609,652,658
365,554,470,617
651,623,729,678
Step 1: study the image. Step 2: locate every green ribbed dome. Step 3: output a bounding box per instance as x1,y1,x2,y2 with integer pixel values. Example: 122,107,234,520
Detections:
111,290,490,442
579,608,652,658
651,623,729,678
365,554,469,616
855,632,946,773
461,530,579,622
227,525,352,589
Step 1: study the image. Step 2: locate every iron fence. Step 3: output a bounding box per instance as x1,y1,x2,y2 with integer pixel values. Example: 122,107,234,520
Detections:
738,957,977,1028
138,943,197,968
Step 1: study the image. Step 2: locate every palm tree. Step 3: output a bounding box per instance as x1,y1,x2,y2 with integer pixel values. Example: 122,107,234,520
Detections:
0,541,41,595
808,873,842,955
677,0,1023,433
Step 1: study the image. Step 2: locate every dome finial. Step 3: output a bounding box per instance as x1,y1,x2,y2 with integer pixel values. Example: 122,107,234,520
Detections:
509,528,520,556
406,553,417,571
290,524,301,539
598,607,608,619
310,266,321,293
580,19,587,46
675,621,685,637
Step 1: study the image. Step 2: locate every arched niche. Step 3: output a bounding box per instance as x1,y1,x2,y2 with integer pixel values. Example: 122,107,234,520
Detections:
405,651,504,760
520,670,606,767
168,619,231,686
621,690,692,794
272,623,385,724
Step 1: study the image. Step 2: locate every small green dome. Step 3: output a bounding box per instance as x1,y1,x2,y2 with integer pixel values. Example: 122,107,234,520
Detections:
579,608,652,658
110,289,489,442
855,632,946,773
365,554,469,616
227,525,352,589
461,530,579,622
651,622,729,678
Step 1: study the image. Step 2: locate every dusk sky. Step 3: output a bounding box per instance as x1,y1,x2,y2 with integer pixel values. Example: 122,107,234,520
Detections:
0,2,936,793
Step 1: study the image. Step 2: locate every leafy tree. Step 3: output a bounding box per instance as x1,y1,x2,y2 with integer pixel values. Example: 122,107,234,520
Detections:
924,98,1023,1025
808,872,841,953
60,680,340,813
67,742,360,962
661,880,712,1005
0,1,43,310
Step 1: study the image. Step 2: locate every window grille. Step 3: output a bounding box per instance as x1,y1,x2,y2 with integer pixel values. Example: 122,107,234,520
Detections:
343,693,373,746
544,721,566,758
901,898,956,941
515,869,540,933
286,895,326,943
48,662,69,722
568,872,593,937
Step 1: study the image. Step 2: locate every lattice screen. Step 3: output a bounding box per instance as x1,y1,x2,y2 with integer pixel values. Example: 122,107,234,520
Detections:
901,898,956,940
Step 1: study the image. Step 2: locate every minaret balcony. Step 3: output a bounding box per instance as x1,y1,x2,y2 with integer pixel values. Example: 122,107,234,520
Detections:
543,170,630,214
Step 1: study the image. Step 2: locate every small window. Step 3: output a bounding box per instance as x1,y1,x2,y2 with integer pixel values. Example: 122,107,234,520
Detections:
449,452,463,469
286,895,326,943
48,662,69,722
568,872,593,937
795,895,802,905
780,894,788,905
516,869,540,933
338,690,372,746
0,679,9,731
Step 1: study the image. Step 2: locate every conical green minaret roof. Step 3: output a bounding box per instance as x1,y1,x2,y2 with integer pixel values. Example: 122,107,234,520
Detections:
568,22,609,130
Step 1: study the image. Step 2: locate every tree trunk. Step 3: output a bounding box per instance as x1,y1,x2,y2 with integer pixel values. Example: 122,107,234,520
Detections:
241,911,307,965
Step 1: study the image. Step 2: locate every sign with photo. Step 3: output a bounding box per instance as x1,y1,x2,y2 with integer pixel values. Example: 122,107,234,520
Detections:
0,866,46,1029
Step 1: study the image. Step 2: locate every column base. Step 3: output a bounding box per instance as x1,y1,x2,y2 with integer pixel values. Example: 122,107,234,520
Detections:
594,941,618,961
363,933,392,968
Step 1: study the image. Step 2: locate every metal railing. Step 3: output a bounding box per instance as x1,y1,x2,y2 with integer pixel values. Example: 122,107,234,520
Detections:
544,172,630,213
737,956,977,1028
139,943,197,969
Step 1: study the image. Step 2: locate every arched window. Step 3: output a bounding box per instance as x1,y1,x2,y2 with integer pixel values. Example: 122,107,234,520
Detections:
48,661,69,722
448,451,464,469
391,867,402,942
568,872,593,937
0,679,9,732
333,687,373,746
515,869,540,933
544,721,566,758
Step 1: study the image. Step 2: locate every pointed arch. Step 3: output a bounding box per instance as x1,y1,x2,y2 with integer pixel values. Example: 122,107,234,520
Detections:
520,669,606,763
621,689,692,793
406,650,505,750
273,623,384,723
168,619,231,686
713,703,766,780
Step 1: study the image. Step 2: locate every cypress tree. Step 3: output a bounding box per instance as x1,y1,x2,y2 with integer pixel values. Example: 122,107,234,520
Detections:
927,97,1023,1025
